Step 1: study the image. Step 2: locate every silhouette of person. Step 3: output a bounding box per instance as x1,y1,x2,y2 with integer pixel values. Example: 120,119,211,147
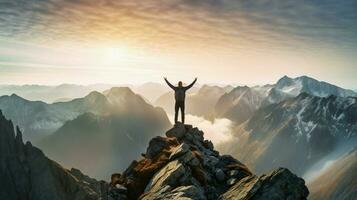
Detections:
164,77,197,124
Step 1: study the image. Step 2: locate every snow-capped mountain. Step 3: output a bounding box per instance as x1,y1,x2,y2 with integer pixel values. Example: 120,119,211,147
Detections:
219,93,357,176
214,75,356,124
263,75,357,105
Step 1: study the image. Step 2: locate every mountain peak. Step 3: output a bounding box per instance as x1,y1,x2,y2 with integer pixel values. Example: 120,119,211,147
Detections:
108,123,309,199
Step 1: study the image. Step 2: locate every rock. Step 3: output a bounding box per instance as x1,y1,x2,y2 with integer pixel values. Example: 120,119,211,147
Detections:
203,140,214,150
109,184,128,200
166,123,186,139
203,155,220,170
170,143,190,160
220,168,309,200
141,185,206,200
180,151,200,167
145,160,188,194
228,170,239,177
0,111,102,200
215,169,226,182
226,178,237,186
145,136,171,159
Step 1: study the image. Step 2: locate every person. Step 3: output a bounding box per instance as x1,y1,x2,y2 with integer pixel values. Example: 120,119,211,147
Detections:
164,77,197,124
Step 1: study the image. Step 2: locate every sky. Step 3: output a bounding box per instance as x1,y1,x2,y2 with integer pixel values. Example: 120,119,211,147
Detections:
0,0,356,89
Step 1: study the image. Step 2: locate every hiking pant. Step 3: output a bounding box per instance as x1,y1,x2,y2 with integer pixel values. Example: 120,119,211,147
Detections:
175,101,185,124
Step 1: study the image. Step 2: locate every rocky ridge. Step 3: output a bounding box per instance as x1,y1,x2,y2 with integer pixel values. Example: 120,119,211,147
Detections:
108,123,309,200
0,110,108,200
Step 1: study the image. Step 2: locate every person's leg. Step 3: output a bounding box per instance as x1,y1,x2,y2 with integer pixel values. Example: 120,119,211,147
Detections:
181,102,185,124
174,101,179,124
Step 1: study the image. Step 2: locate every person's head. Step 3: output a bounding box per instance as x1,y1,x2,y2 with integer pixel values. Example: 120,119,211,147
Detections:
178,81,183,87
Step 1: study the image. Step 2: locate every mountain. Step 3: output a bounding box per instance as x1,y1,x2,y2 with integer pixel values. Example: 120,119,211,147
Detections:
308,147,357,200
0,83,122,103
214,76,357,124
155,85,232,117
263,76,357,105
0,110,107,200
219,93,357,176
0,87,169,142
214,85,271,123
38,88,171,179
107,123,309,199
0,91,109,142
132,82,170,104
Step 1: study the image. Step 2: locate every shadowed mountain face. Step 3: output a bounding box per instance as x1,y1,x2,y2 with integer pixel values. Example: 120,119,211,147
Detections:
308,147,357,200
214,85,271,123
38,109,170,179
219,93,357,176
155,85,232,117
36,87,170,179
0,110,106,200
0,87,169,142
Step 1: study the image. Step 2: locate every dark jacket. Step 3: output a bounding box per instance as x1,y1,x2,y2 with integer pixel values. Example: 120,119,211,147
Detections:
164,78,197,102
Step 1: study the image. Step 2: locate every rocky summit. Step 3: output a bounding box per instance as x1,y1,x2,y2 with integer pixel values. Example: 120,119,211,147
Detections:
108,123,309,200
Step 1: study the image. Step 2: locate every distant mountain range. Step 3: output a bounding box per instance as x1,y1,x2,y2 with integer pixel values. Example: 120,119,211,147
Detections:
0,87,171,179
215,75,357,123
220,93,357,175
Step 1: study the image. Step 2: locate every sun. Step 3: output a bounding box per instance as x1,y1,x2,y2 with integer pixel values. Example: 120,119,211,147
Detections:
104,47,127,62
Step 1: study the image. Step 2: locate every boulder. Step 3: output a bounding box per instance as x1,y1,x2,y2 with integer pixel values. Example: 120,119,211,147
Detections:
145,136,178,159
170,143,190,160
166,123,186,139
144,160,188,194
215,169,226,182
220,168,309,200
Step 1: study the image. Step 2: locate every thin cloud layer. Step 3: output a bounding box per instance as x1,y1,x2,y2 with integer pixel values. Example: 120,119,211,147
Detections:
1,0,356,51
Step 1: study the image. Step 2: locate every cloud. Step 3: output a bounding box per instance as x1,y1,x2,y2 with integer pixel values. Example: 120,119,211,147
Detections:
0,0,356,52
168,114,234,145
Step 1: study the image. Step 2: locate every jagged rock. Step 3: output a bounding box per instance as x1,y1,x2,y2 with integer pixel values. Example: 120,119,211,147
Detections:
146,136,174,159
111,124,309,200
166,123,186,139
145,160,188,193
170,143,190,160
0,110,104,200
226,178,238,186
215,169,226,182
220,168,309,200
203,140,214,150
180,151,200,167
108,184,128,200
228,170,239,177
142,185,206,200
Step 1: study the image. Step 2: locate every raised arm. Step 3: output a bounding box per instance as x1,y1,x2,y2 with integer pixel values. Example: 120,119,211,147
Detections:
164,77,176,90
184,78,197,90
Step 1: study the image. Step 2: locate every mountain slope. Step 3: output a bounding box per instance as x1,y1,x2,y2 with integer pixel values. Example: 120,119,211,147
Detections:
214,85,270,123
38,88,171,179
308,147,357,200
0,110,106,200
220,93,357,176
